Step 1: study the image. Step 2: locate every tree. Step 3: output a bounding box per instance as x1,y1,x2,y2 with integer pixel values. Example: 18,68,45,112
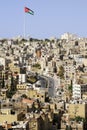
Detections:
32,63,41,69
75,116,85,122
10,74,16,91
21,94,27,98
58,66,64,79
66,125,72,130
11,75,14,91
2,75,5,88
68,85,72,93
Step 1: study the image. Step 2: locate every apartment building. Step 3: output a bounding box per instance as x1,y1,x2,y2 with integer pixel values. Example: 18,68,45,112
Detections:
73,83,87,99
9,63,20,74
0,103,25,124
68,101,87,119
26,88,46,102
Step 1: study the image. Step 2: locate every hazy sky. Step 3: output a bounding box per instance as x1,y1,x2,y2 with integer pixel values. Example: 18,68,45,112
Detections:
0,0,87,39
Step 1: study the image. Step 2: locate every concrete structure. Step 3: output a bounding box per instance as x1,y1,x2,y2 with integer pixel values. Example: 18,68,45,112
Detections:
73,83,87,99
0,89,8,99
17,83,27,90
19,74,26,84
9,63,20,74
0,57,6,70
68,101,87,119
27,88,46,102
61,32,77,41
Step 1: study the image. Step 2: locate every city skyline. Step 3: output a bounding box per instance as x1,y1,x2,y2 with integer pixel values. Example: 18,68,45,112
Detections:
0,0,87,39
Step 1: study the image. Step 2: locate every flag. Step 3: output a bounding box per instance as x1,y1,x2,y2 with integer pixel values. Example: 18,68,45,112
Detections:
24,7,34,15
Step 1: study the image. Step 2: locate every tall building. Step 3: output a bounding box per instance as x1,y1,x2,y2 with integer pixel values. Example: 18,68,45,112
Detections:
73,83,87,99
19,74,26,84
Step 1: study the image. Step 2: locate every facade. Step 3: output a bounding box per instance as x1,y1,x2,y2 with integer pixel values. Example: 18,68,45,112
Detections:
64,65,75,80
9,63,20,74
27,88,46,102
60,32,77,41
17,83,27,90
82,92,87,100
0,89,8,99
19,74,26,84
61,114,84,130
68,102,87,119
0,57,6,70
73,83,87,99
0,110,25,124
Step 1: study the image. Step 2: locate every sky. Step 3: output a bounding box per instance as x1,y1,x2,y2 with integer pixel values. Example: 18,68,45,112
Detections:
0,0,87,39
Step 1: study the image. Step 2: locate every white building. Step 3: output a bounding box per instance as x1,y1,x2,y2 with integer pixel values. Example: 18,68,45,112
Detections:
0,57,6,69
61,32,77,41
64,65,75,85
7,40,13,45
19,74,26,84
40,57,47,71
73,83,87,99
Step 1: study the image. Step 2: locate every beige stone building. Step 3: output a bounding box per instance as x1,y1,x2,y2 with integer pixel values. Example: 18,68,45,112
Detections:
27,111,53,130
0,108,25,124
0,101,26,124
82,92,87,100
27,88,46,102
9,62,20,74
17,83,27,90
0,89,8,99
68,102,87,119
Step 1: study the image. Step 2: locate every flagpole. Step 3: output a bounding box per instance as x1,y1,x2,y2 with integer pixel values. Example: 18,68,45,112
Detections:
24,7,34,38
24,8,26,38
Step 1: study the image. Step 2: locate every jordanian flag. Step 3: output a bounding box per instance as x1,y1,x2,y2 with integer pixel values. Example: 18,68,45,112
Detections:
24,7,34,15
